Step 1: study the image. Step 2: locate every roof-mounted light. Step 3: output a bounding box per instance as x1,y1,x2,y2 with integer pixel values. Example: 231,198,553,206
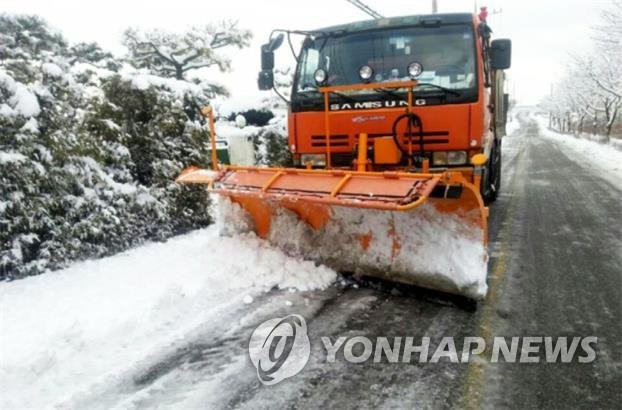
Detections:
407,62,423,79
359,65,374,82
314,68,327,85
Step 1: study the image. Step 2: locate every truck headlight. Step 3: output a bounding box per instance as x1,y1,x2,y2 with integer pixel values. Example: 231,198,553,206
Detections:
433,151,468,166
447,151,467,164
432,151,448,165
300,153,326,167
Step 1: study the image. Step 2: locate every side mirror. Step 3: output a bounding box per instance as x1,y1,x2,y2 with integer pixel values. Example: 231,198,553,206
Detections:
258,70,274,90
267,33,284,52
490,39,511,70
261,45,275,70
258,33,285,91
260,33,285,70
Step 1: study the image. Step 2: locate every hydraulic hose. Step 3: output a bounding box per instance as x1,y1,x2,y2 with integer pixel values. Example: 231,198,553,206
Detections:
391,112,425,164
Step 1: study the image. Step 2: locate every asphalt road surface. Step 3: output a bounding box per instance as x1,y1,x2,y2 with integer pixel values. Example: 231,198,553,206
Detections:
76,112,621,409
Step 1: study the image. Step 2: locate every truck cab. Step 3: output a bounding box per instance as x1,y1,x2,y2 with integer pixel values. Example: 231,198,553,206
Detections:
258,12,511,203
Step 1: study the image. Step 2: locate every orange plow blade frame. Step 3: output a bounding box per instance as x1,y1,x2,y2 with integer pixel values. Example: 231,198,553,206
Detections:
177,166,488,233
177,165,488,299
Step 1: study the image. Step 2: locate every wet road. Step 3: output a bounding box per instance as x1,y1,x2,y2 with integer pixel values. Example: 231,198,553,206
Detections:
78,112,621,409
476,115,621,409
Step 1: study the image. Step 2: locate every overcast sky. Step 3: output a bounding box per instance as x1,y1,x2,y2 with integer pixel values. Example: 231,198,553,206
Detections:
3,0,612,104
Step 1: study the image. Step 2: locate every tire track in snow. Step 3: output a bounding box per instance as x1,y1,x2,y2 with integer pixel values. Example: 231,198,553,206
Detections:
58,286,342,409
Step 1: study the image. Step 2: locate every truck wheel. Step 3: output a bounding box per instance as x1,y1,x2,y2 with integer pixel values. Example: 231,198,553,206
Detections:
483,139,502,205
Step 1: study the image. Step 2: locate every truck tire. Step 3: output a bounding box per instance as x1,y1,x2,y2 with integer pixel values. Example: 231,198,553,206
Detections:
483,139,502,205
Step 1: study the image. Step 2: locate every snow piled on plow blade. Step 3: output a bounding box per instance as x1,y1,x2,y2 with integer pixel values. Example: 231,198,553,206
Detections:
218,198,488,299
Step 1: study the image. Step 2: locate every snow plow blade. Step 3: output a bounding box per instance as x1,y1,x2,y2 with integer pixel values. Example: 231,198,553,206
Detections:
177,166,488,299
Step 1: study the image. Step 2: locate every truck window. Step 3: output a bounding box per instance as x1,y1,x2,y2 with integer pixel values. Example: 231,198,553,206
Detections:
296,24,476,93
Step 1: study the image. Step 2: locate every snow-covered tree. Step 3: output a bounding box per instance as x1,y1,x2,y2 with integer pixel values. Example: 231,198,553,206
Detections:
66,42,121,71
0,14,67,83
0,14,66,60
545,2,621,138
122,22,252,83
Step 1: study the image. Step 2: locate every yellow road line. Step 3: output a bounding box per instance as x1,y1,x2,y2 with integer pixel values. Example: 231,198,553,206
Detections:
462,146,524,410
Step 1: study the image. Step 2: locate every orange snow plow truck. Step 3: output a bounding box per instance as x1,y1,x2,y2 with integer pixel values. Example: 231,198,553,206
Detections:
177,12,511,300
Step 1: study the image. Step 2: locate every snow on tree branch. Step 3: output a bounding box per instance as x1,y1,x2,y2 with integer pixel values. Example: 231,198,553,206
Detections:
545,2,621,138
122,21,252,83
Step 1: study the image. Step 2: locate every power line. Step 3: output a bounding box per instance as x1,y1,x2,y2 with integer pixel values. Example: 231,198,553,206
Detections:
345,0,384,19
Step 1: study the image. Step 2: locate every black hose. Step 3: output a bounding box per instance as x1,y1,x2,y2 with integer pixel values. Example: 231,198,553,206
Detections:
391,112,425,164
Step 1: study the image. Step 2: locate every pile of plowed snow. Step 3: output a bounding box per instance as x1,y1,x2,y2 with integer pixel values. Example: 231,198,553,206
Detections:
0,228,336,409
219,198,488,300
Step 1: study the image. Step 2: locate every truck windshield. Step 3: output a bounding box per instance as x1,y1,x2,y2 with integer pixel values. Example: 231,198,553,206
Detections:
296,24,476,94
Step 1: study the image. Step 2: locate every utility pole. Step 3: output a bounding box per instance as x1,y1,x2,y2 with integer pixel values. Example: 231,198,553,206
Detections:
432,0,438,13
345,0,384,19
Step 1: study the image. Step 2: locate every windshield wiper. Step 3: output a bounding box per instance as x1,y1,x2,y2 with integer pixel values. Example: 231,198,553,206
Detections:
298,82,462,102
414,83,461,96
298,84,357,102
374,84,460,100
374,88,406,101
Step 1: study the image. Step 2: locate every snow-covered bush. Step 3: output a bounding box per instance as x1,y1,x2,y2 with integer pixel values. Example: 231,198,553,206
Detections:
0,14,247,279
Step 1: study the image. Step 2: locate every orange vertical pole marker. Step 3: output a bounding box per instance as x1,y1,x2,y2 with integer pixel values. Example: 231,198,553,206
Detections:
407,87,414,167
323,91,332,169
357,133,368,172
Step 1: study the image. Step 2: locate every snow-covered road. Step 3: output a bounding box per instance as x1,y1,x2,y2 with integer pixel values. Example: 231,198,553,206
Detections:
1,111,621,409
0,229,335,409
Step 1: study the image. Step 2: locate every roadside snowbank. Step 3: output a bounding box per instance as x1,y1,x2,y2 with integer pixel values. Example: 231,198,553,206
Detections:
0,228,336,409
535,115,622,190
